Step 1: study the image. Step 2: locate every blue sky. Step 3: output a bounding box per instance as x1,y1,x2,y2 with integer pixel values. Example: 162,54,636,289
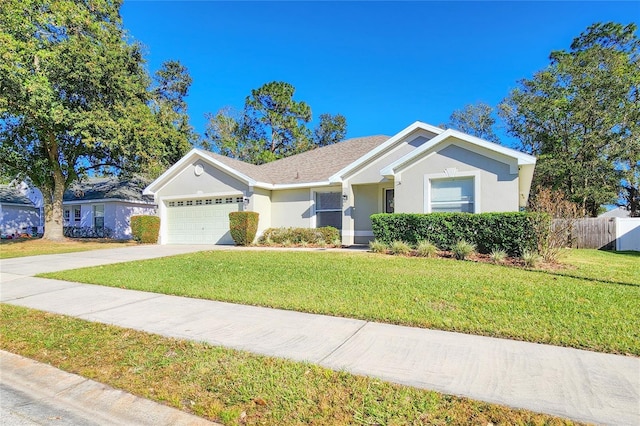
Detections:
121,1,638,146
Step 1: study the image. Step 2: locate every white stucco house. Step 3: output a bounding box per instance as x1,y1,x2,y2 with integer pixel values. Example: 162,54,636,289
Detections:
0,185,41,237
144,121,537,245
63,176,156,239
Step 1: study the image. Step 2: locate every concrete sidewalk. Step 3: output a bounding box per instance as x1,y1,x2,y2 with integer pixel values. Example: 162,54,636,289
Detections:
1,246,639,425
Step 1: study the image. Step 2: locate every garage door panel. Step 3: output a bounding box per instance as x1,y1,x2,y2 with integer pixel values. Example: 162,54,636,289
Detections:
165,201,241,245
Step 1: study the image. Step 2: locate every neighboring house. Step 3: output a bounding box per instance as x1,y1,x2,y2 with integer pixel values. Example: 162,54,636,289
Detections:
144,121,537,245
64,176,156,239
598,206,632,218
0,185,40,237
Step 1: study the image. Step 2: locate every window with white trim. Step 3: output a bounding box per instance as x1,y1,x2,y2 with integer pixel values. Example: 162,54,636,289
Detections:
315,192,342,229
74,206,81,222
93,204,104,228
430,177,474,213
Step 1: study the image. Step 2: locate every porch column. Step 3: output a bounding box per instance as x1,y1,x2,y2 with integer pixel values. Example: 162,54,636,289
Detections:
341,181,355,246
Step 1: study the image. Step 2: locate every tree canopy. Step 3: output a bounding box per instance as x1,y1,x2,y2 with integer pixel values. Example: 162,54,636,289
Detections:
314,113,348,147
500,22,639,217
0,0,194,239
444,102,500,143
205,81,347,164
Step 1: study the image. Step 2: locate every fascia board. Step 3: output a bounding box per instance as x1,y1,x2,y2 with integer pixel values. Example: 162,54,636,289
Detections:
381,130,537,177
0,202,38,208
198,151,258,186
446,129,537,165
62,199,156,206
253,181,335,190
328,121,444,183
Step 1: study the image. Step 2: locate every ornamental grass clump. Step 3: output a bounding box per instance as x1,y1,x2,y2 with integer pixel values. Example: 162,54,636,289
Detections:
522,249,542,268
490,248,508,264
390,240,412,256
369,239,388,254
452,240,476,260
416,240,438,258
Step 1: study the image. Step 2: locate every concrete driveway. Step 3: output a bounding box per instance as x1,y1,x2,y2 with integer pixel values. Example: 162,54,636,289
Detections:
1,244,639,426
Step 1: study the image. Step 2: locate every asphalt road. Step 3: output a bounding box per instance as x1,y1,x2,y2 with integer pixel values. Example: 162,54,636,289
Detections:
1,381,98,426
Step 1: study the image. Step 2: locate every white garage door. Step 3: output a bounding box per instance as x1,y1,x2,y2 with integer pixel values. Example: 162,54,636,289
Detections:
165,197,242,244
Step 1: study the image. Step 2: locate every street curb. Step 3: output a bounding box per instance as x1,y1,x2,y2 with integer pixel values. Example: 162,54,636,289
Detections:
1,350,220,425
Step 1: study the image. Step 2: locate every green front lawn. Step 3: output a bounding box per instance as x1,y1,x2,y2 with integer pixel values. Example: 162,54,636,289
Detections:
0,305,578,425
41,249,640,355
0,238,136,259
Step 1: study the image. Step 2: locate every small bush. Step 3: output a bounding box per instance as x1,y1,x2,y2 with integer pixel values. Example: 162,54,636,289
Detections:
258,227,339,246
522,249,542,268
528,188,580,262
369,239,388,253
452,240,476,260
331,238,342,248
390,240,412,255
490,249,508,264
415,240,438,258
229,212,259,246
130,215,160,244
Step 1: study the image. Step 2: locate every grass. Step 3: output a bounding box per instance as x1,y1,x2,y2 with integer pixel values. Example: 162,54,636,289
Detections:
0,304,579,425
0,238,136,259
42,249,640,355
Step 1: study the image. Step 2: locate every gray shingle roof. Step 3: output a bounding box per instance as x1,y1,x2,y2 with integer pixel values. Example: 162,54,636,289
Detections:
0,186,35,206
64,176,152,202
206,135,390,184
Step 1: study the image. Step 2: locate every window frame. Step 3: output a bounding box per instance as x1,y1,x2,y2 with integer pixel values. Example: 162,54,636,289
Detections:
312,190,343,230
424,171,481,214
93,204,105,229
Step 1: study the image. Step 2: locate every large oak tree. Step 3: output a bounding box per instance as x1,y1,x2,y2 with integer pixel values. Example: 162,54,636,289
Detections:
0,0,192,239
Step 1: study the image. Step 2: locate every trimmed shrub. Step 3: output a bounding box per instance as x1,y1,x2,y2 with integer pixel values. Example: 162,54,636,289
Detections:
130,215,160,244
452,240,476,260
416,240,438,258
370,212,547,257
229,212,259,246
258,227,339,246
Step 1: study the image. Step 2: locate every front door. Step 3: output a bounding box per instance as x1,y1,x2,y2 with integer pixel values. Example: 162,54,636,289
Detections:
385,189,395,213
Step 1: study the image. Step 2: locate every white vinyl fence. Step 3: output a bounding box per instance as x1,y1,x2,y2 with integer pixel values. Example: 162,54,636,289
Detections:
616,218,640,251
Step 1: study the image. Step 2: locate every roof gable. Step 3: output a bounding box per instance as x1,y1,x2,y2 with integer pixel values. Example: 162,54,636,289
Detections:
380,129,536,177
328,121,444,182
0,185,35,206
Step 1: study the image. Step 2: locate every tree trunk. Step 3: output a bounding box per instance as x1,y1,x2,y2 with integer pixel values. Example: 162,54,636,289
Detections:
42,168,66,241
